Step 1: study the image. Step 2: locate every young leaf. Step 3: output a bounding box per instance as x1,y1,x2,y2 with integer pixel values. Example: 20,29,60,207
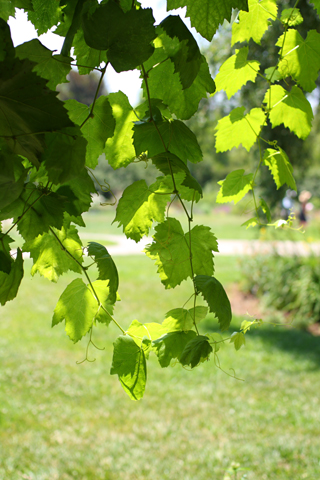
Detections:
230,332,246,350
179,335,213,368
52,278,99,343
104,92,136,169
83,2,156,72
87,242,119,303
0,248,24,306
263,148,297,190
265,85,313,139
65,97,115,168
160,15,202,89
145,219,218,289
232,0,277,46
280,8,303,26
15,39,71,90
215,47,260,99
167,0,249,41
162,306,208,332
216,169,253,204
23,225,83,282
110,335,147,401
276,29,320,93
113,180,170,242
215,107,265,152
194,275,232,331
90,279,114,324
126,320,166,352
152,330,197,367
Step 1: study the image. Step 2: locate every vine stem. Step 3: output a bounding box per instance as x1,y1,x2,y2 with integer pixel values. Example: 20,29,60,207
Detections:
49,227,126,335
141,63,200,335
80,63,108,129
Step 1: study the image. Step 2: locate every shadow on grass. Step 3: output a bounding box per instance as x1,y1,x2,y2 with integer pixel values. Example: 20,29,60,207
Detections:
202,318,320,367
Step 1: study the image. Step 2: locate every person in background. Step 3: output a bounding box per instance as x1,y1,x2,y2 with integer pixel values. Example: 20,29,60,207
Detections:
298,190,313,225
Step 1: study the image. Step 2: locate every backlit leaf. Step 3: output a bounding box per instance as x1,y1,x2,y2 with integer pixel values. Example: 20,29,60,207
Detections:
152,330,197,367
179,335,212,368
263,148,297,190
280,8,303,26
0,248,24,306
162,306,208,332
87,242,119,304
232,0,277,46
216,169,253,204
230,332,246,350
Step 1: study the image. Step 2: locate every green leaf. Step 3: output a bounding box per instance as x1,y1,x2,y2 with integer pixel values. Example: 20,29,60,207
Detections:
143,55,215,120
15,39,71,90
110,335,147,401
259,198,271,222
0,248,24,306
104,92,136,169
65,97,115,168
0,57,73,166
215,107,265,152
216,169,253,204
194,275,232,331
160,15,202,89
74,28,107,75
113,180,169,242
264,85,313,139
0,2,15,21
90,279,114,324
87,242,119,303
310,0,320,17
167,0,249,41
63,168,95,222
52,278,99,343
263,148,297,190
241,217,258,228
127,320,166,352
264,66,282,83
230,332,246,350
232,0,278,46
276,29,320,92
145,218,218,289
280,8,303,26
162,306,208,332
179,335,213,368
0,233,14,274
42,128,87,184
83,2,156,72
0,149,27,209
23,225,83,283
133,119,202,164
152,330,197,367
28,0,62,34
215,47,260,99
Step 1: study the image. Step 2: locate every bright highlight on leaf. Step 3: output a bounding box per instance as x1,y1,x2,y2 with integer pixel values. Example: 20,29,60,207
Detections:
263,148,297,191
217,169,253,205
215,47,260,99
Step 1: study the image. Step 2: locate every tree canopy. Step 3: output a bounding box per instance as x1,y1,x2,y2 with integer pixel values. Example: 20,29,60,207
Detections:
0,0,319,400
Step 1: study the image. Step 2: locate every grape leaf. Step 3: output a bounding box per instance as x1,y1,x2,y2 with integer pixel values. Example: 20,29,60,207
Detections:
280,8,303,26
113,180,170,242
110,335,147,401
63,168,95,222
276,29,320,92
15,39,71,90
42,128,87,184
264,85,313,139
152,330,197,367
73,28,107,75
133,119,202,164
215,47,260,99
143,55,215,120
162,306,208,332
0,149,27,209
194,275,232,331
0,2,15,21
28,0,62,35
83,2,156,72
90,279,114,324
232,0,278,46
126,320,166,352
160,15,202,89
23,225,83,283
145,218,218,289
310,0,320,17
52,277,107,343
215,107,265,152
167,0,249,41
0,18,14,61
104,92,136,169
0,57,73,166
0,232,14,274
0,248,24,306
65,97,115,169
87,242,119,304
263,148,297,190
230,332,246,350
216,169,253,204
259,198,271,222
179,335,213,368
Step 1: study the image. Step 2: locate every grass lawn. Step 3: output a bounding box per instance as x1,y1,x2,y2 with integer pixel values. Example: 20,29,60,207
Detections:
1,255,320,480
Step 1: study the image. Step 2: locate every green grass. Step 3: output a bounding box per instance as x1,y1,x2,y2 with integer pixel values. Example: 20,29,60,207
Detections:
1,256,320,480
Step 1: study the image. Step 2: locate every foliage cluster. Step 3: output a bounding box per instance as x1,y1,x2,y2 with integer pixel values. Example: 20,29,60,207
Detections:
0,0,319,399
241,253,320,327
